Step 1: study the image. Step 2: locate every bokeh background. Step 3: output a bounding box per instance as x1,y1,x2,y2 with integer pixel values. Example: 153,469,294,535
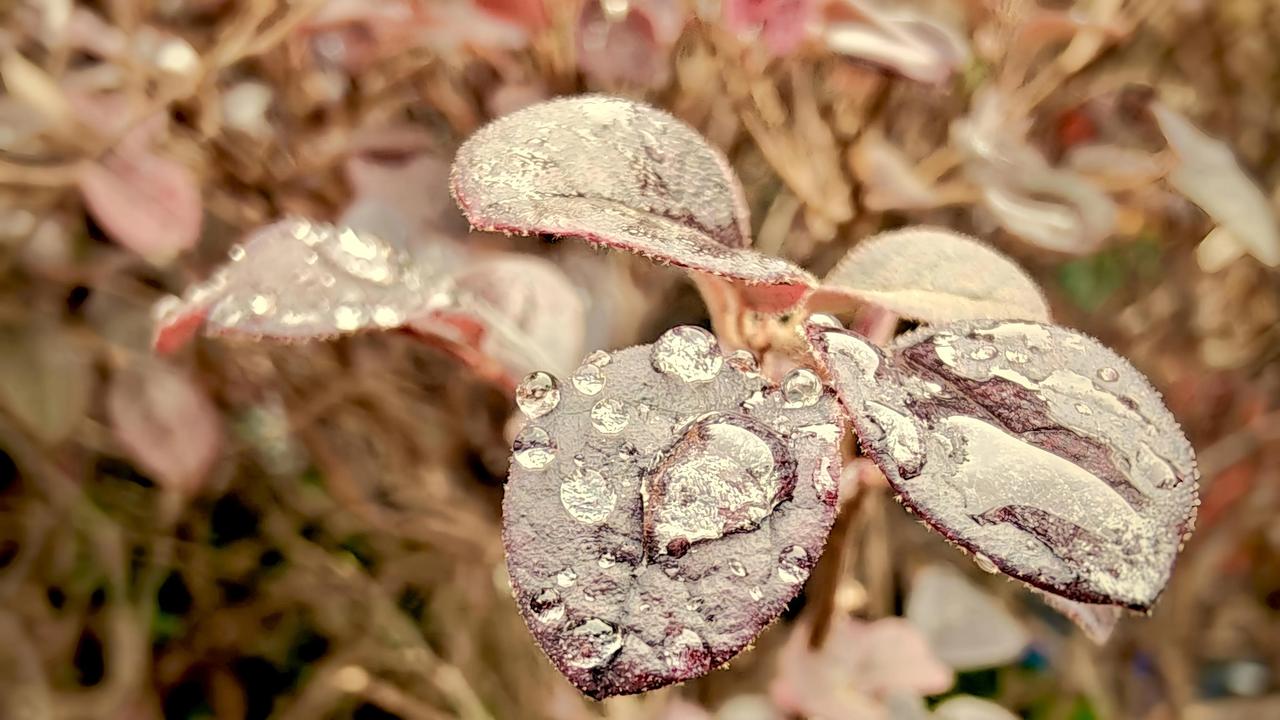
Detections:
1,1,1278,719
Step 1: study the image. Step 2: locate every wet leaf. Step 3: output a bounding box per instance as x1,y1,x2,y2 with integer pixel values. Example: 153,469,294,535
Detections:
107,359,222,494
810,227,1050,323
504,327,842,698
906,564,1029,670
1034,590,1121,644
152,217,439,352
822,1,970,84
808,320,1198,609
0,326,93,445
450,95,815,312
770,616,953,719
1151,102,1280,268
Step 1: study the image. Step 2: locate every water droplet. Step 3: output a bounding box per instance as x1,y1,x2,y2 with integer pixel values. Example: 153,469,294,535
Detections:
1097,367,1120,382
372,306,402,328
249,293,276,316
1005,350,1030,363
777,545,809,584
663,566,680,579
807,313,842,329
598,551,616,569
728,560,747,577
970,344,998,360
530,588,564,624
560,467,616,524
725,349,759,374
565,618,622,669
334,304,363,331
748,586,763,601
583,349,611,367
571,363,605,396
651,326,723,383
782,368,823,408
1074,402,1094,416
228,245,246,262
662,628,707,671
864,402,923,472
972,552,999,574
516,372,560,418
823,331,880,381
513,426,555,470
556,569,577,587
319,273,336,288
589,398,629,434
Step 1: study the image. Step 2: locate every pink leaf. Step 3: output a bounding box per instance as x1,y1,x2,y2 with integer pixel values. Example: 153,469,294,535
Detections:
451,95,815,311
107,359,222,494
724,0,814,57
1034,590,1122,644
576,0,682,89
906,565,1030,670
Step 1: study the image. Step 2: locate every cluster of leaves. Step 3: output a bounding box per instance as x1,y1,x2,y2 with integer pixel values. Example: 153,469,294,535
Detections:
157,95,1199,702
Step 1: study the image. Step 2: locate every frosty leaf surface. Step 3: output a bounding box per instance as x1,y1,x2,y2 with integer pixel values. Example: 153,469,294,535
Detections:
450,95,816,312
503,327,842,698
810,228,1051,323
808,320,1197,609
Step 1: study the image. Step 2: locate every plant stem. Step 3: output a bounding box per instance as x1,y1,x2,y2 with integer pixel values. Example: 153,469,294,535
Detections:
806,487,867,649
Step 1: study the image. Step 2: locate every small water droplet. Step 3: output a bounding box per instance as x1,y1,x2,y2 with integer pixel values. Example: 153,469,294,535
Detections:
565,619,622,669
372,306,402,328
777,545,809,584
560,467,616,524
228,245,246,262
725,349,759,374
685,597,704,613
1074,402,1094,416
530,588,564,624
556,569,577,587
513,426,555,470
249,293,276,316
571,363,606,396
970,344,998,360
651,326,723,383
748,586,763,601
782,368,823,408
662,628,706,670
663,566,680,579
728,560,747,577
583,349,611,367
1097,367,1120,382
972,552,999,574
516,372,560,419
590,398,629,434
334,304,362,331
598,551,616,569
1005,350,1030,363
807,313,842,329
319,273,337,288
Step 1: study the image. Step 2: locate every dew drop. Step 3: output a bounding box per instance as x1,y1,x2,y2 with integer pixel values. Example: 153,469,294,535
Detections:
372,306,403,328
590,398,629,434
530,588,564,624
565,618,622,669
1097,367,1120,382
777,545,809,584
560,467,616,524
1074,402,1094,416
663,566,680,579
249,293,276,316
556,569,577,588
571,363,606,396
228,245,246,262
662,628,706,671
728,560,747,577
823,331,880,381
972,552,999,574
513,426,556,470
334,304,363,331
970,344,998,360
748,586,763,601
598,551,616,569
1005,349,1030,363
583,349,611,367
807,313,842,329
651,326,723,383
781,368,823,408
516,371,561,418
725,349,759,374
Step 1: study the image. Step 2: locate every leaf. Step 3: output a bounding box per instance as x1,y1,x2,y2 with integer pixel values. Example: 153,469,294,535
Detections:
106,359,222,494
1033,590,1121,644
822,0,970,84
450,95,816,312
808,320,1198,610
849,131,943,211
1151,102,1280,268
576,0,684,89
152,217,439,352
0,326,93,444
810,227,1050,323
770,616,953,720
906,564,1030,670
503,327,842,698
933,696,1019,720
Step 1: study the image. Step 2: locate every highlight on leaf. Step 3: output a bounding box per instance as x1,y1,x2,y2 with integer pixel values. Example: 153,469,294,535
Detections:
503,326,842,698
449,95,817,312
807,319,1198,610
809,227,1051,323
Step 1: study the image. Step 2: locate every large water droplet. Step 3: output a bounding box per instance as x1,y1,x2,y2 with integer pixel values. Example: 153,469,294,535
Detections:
777,545,809,584
513,426,555,470
807,313,842,329
823,331,880,381
651,326,723,383
782,368,823,408
590,398,629,434
560,467,616,524
516,371,561,418
565,618,622,670
643,413,795,559
725,349,759,374
571,363,605,395
864,402,923,473
530,588,565,624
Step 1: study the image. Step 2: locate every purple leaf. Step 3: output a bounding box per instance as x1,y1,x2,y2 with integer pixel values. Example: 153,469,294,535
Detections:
807,320,1198,610
1033,590,1121,644
450,95,816,312
503,327,842,698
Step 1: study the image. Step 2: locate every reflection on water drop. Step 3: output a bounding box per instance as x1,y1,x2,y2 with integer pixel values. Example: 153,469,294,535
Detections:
516,371,561,418
571,363,606,395
1074,402,1094,416
725,349,759,374
651,326,723,383
808,313,842,329
513,426,555,470
228,245,246,262
530,588,564,624
590,398,629,434
728,560,747,577
598,551,616,569
823,331,881,381
777,545,809,584
372,306,402,328
249,293,276,316
749,586,763,601
1097,367,1120,382
556,569,577,587
662,628,706,671
583,349,611,367
560,467,616,524
334,304,363,331
565,618,622,669
782,368,823,408
970,344,998,360
973,553,999,574
864,402,922,472
1005,350,1030,363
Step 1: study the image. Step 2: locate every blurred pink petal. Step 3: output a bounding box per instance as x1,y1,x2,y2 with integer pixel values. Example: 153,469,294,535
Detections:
475,0,548,32
485,80,549,118
418,1,529,53
346,145,461,239
725,0,813,56
107,359,222,495
823,0,969,84
577,0,682,88
906,565,1030,670
1034,590,1122,644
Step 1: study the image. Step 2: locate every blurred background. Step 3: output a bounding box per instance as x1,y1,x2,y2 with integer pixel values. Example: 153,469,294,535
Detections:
1,1,1278,718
